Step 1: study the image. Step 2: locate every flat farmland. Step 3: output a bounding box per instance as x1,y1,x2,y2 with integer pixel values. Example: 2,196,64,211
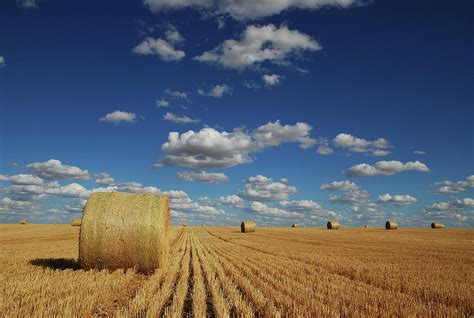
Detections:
0,225,472,317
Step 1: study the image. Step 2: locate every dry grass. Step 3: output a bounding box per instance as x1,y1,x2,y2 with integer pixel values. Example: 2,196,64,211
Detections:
0,224,472,317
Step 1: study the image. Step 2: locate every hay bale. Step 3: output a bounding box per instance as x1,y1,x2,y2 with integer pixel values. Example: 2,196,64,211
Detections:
327,221,340,230
79,192,170,273
385,221,398,230
431,222,445,229
241,221,256,233
20,219,28,225
364,225,369,228
71,218,81,227
291,223,300,228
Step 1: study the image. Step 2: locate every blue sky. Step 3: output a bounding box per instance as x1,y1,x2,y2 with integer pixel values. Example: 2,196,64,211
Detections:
0,0,472,226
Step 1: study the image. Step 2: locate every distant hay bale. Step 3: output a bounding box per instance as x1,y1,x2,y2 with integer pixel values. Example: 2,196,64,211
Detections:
20,219,28,225
431,222,445,229
71,218,81,227
364,225,369,228
79,192,170,273
291,223,300,228
327,221,340,230
241,221,256,233
385,221,398,230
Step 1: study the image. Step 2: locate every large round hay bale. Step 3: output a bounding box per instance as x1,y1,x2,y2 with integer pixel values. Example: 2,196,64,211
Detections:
71,218,81,227
291,223,300,228
79,192,170,273
241,221,256,233
327,221,340,230
431,222,445,229
385,221,398,230
20,219,28,225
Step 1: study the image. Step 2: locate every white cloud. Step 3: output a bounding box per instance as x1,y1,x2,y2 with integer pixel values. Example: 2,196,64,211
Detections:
94,173,115,186
278,199,337,219
156,98,170,108
99,110,138,123
434,175,474,194
242,80,261,90
344,160,430,177
333,133,392,156
198,84,232,98
163,189,225,215
240,175,297,201
320,180,360,191
165,89,188,100
163,112,200,124
1,197,34,210
0,174,44,185
24,159,90,180
422,198,474,225
17,0,38,9
250,201,300,218
329,189,370,205
216,195,245,208
48,183,91,199
252,120,316,149
377,194,417,205
0,56,6,68
133,37,185,61
116,182,160,194
144,0,361,20
414,150,425,155
164,24,184,44
262,74,283,86
177,171,229,183
159,127,255,168
157,121,316,168
195,24,320,69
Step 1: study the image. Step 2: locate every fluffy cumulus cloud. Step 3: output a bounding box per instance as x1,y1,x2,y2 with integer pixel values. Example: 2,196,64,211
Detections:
133,37,185,61
163,190,225,216
156,98,170,108
164,24,185,44
262,74,283,86
164,112,200,124
0,56,6,68
434,175,474,194
333,133,392,156
157,121,316,168
320,180,359,191
250,201,300,218
177,171,229,183
99,110,138,123
344,160,430,177
0,174,44,185
377,194,417,205
279,200,338,219
165,89,188,100
144,0,361,20
94,173,115,186
24,159,89,180
252,120,316,149
239,175,297,201
195,24,320,69
422,198,474,225
198,84,232,98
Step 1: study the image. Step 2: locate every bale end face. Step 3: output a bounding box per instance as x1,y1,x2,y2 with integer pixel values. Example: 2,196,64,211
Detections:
327,221,340,230
241,221,256,233
79,192,170,273
71,218,81,226
385,221,398,230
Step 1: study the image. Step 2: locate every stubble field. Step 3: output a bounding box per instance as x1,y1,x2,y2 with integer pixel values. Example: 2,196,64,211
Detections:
0,224,472,317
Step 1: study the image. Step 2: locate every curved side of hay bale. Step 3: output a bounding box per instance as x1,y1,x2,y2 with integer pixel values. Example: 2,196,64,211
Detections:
71,218,81,227
327,221,340,230
20,219,28,225
241,221,256,233
291,223,300,228
79,192,170,273
385,221,398,230
431,222,445,229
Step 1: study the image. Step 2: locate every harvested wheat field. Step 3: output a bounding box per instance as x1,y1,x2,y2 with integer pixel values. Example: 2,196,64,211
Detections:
0,225,473,317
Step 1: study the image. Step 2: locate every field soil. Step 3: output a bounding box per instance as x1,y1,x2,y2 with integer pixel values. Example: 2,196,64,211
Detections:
0,225,472,317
